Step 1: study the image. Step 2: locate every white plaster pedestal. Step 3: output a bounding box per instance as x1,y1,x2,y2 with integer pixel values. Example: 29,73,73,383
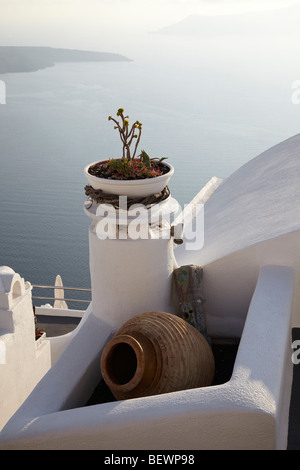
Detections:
84,196,180,329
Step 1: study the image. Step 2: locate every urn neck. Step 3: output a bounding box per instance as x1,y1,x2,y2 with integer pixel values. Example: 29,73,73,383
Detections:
101,333,157,399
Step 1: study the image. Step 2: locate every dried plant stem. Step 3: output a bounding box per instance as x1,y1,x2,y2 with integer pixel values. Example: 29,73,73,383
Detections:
109,109,142,161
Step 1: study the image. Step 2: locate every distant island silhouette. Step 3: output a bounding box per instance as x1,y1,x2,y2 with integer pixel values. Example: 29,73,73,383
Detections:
154,4,300,37
0,46,132,74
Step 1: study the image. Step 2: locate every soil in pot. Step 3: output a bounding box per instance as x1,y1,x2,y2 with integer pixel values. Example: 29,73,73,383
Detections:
88,159,170,181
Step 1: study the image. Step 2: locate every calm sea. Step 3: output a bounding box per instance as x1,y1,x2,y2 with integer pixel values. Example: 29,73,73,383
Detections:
0,51,299,307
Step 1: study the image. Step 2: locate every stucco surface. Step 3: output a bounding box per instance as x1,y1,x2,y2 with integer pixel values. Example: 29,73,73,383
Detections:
176,133,300,267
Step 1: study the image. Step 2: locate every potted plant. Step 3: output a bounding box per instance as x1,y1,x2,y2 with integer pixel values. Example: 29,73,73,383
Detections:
84,108,174,198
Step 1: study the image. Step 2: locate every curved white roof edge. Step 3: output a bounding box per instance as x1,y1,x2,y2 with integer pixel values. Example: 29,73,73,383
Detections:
176,133,300,267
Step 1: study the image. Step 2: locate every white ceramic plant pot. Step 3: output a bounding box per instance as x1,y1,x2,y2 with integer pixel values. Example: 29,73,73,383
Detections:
84,161,174,197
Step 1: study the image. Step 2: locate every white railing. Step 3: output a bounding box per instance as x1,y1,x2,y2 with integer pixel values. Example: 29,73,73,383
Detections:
32,284,91,305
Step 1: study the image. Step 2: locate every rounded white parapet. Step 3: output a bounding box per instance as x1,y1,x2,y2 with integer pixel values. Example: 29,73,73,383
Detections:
0,266,17,292
84,196,180,329
0,266,30,311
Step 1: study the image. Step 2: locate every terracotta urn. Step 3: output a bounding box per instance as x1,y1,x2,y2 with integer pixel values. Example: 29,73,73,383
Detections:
100,311,215,400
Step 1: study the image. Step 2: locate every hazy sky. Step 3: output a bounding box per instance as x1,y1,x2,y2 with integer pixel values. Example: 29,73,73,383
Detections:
1,0,300,57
